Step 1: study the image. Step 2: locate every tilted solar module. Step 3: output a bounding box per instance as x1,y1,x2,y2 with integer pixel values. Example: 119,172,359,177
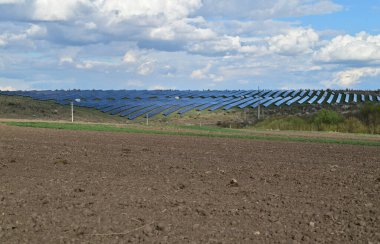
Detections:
336,93,342,103
178,103,207,114
209,97,242,111
275,96,292,106
299,90,307,97
286,96,301,105
308,94,319,104
120,104,154,117
369,95,373,102
298,96,310,104
345,94,350,103
251,97,272,108
110,104,139,115
263,97,282,107
102,103,127,112
128,104,163,120
353,94,358,103
317,91,328,104
281,90,293,97
163,105,183,116
361,94,365,102
264,90,277,97
257,90,271,97
326,94,335,104
223,97,255,110
290,90,300,97
272,90,285,97
238,97,262,108
145,104,174,118
196,102,218,111
307,90,314,97
377,96,380,102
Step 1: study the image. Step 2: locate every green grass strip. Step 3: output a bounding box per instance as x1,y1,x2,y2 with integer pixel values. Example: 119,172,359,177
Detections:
3,121,380,147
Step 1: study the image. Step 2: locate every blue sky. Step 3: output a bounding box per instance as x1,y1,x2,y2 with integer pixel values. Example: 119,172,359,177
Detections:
0,0,379,91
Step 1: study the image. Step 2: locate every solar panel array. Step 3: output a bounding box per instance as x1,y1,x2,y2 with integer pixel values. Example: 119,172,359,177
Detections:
1,89,379,120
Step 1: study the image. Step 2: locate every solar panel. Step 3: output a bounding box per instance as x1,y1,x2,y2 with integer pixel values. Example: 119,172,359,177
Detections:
317,91,328,104
298,96,310,104
326,94,335,104
264,90,277,97
299,90,307,97
251,97,272,108
209,97,241,111
128,105,162,120
377,96,380,102
336,93,342,103
281,90,293,97
238,97,262,108
369,95,373,102
224,97,255,110
290,90,300,97
145,104,174,118
179,103,204,114
286,96,301,105
353,94,358,103
120,105,153,117
263,97,282,107
308,95,319,104
345,94,350,103
272,90,285,97
275,96,292,106
163,105,182,116
361,94,365,102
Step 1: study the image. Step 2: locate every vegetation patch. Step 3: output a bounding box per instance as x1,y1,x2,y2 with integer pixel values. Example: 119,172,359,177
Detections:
3,121,380,147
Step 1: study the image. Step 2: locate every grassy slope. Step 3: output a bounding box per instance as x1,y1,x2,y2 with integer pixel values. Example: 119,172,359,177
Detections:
0,95,127,123
3,121,380,147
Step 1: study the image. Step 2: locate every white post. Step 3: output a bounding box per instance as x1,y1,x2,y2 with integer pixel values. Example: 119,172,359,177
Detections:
71,102,74,123
146,113,149,126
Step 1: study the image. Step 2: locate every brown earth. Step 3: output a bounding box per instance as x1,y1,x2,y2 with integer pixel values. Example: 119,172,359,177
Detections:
0,124,379,243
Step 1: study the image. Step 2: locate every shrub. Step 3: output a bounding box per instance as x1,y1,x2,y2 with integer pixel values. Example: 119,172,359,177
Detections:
313,109,343,130
359,104,380,134
337,117,367,134
255,116,312,131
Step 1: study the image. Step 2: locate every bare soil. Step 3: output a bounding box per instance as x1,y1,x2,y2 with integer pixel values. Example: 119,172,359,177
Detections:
0,124,379,243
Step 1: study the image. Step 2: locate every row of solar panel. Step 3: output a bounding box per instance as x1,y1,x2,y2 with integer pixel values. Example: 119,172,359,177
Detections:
1,90,379,119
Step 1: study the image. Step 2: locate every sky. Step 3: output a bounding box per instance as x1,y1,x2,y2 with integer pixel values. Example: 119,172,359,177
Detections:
0,0,379,91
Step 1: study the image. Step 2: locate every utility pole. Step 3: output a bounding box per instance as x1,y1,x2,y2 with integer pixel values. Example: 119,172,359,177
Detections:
71,102,74,123
257,85,261,120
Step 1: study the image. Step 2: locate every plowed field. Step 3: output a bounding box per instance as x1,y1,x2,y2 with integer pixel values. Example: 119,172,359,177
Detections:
0,124,379,243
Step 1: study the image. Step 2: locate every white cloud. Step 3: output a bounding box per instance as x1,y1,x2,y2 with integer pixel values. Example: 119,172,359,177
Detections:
268,28,319,55
149,85,176,90
137,61,155,75
95,0,202,23
122,50,139,64
0,24,46,47
0,0,24,3
315,32,380,63
0,86,16,91
59,56,74,65
191,63,224,82
32,0,89,21
323,67,380,87
197,0,342,19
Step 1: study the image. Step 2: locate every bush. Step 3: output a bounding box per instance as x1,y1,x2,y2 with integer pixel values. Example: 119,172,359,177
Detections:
313,109,343,131
337,117,367,134
255,116,312,131
359,104,380,134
